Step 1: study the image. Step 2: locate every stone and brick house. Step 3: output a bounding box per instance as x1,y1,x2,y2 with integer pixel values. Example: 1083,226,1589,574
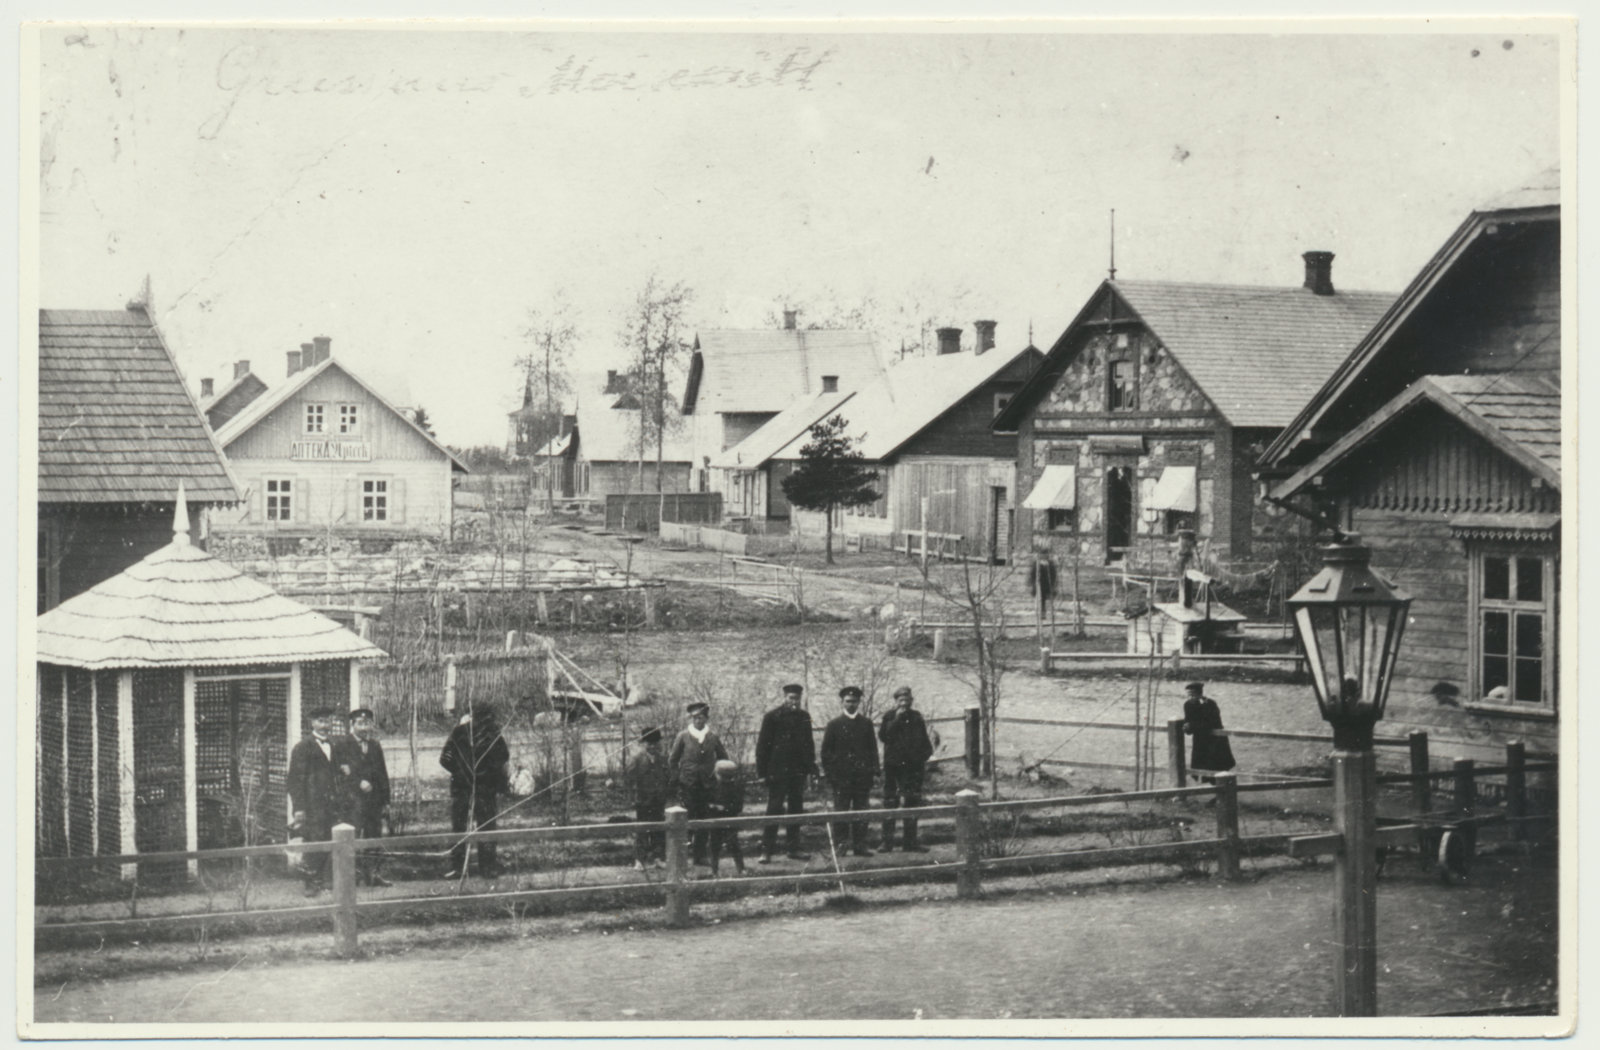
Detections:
993,258,1395,578
1260,171,1561,758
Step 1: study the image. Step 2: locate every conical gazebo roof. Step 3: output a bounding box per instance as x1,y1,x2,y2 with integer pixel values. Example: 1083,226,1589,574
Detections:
36,486,388,670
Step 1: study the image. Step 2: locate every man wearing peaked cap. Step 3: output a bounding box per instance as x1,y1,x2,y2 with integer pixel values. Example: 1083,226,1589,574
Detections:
821,685,879,856
669,699,727,865
287,709,342,896
755,682,817,863
630,726,670,868
879,686,933,852
334,707,392,886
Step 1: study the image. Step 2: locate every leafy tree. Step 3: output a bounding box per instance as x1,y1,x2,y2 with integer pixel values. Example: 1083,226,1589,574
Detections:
779,414,880,566
411,405,436,437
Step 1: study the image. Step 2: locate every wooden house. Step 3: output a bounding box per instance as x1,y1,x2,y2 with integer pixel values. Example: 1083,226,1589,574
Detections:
35,490,386,866
993,258,1395,577
199,360,269,432
683,316,885,497
718,325,1042,561
37,306,243,613
567,370,693,500
1260,171,1562,758
211,338,468,543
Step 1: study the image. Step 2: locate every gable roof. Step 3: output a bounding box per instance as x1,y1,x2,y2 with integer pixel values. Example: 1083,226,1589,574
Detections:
38,307,242,505
726,345,1040,468
212,356,469,472
683,329,884,416
1272,372,1561,501
710,390,856,470
1261,169,1560,468
36,495,387,670
571,372,694,464
201,371,269,430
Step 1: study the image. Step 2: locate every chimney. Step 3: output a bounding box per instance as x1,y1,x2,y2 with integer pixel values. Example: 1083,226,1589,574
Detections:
200,377,214,399
605,369,619,394
936,326,962,356
233,359,250,380
821,375,838,393
312,336,332,364
783,309,798,330
1302,251,1335,296
974,320,997,355
287,349,303,376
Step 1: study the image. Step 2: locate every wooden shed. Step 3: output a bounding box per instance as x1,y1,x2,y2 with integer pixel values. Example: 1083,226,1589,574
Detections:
34,489,386,870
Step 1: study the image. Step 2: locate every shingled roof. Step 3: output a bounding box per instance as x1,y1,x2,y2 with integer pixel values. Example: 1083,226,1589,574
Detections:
1106,280,1396,428
683,329,884,416
39,307,241,504
1272,372,1561,501
36,492,387,670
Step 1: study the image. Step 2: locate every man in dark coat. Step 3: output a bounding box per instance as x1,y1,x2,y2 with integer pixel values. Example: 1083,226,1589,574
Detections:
286,709,342,896
1182,681,1237,779
630,726,670,869
668,701,727,865
334,707,392,887
820,686,879,856
440,702,511,879
754,682,816,862
879,685,934,852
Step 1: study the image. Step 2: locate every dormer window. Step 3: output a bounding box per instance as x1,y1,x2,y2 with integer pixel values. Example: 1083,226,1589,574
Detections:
822,375,839,393
1108,357,1137,411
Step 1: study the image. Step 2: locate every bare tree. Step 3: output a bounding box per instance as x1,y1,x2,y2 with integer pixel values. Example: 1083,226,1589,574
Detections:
517,296,579,512
920,555,1014,799
619,275,694,494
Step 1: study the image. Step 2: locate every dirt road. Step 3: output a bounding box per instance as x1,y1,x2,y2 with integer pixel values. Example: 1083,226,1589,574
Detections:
32,853,1556,1026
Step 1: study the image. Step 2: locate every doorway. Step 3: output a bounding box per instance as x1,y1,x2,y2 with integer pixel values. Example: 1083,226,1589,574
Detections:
1105,466,1133,562
990,486,1012,564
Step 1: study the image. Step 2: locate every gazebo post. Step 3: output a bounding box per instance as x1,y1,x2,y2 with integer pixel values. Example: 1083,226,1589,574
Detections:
183,669,199,877
90,673,100,856
348,659,361,716
117,670,136,881
287,663,303,836
59,670,70,855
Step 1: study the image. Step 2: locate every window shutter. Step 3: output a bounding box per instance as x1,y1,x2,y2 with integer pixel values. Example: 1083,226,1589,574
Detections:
347,478,361,524
249,479,263,523
390,478,406,523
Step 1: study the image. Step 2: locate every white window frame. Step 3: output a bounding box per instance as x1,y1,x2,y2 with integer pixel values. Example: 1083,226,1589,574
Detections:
304,403,326,434
338,403,361,435
361,478,389,522
265,478,294,523
1467,544,1556,715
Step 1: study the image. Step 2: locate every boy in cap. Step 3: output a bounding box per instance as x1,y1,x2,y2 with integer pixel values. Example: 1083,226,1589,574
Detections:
707,759,748,877
754,681,817,862
335,707,393,886
668,701,727,865
820,685,880,856
286,709,342,896
630,726,670,869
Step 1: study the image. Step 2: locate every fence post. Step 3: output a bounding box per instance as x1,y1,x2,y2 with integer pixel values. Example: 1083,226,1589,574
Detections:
964,707,982,779
505,630,519,652
1039,646,1051,674
1167,718,1188,788
933,629,946,661
331,823,358,957
1453,758,1476,813
1408,732,1430,815
569,723,588,794
644,588,658,628
1213,771,1241,881
444,656,457,715
954,789,982,899
1505,740,1527,843
663,806,690,926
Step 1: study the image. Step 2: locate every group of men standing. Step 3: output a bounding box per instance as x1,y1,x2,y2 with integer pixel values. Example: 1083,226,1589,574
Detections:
747,681,936,861
285,707,392,897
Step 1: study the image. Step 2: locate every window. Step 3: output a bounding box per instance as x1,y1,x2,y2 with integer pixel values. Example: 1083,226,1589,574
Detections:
338,403,360,434
265,478,293,522
304,403,326,434
362,479,388,522
1107,357,1137,411
1046,508,1077,532
1471,550,1555,711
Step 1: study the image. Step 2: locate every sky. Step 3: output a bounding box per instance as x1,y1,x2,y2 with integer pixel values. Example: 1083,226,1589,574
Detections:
32,22,1564,449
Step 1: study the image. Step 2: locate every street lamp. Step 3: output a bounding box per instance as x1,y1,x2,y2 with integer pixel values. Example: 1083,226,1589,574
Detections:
1287,533,1413,1017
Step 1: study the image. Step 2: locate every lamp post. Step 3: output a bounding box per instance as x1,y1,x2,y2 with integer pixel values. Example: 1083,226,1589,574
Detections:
1286,534,1412,1017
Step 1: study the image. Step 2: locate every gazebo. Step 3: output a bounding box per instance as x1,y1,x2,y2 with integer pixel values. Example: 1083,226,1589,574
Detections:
35,486,386,872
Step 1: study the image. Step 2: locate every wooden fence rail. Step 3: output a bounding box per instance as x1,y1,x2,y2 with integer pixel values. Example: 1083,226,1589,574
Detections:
35,753,1555,955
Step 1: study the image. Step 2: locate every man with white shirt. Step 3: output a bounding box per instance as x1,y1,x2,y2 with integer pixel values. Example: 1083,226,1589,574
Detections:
287,709,342,897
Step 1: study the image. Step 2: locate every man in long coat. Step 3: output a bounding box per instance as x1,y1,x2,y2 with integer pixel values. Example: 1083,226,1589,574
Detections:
286,709,341,896
1182,681,1237,779
668,701,727,865
630,726,670,869
820,686,879,856
754,682,816,862
879,685,934,852
335,707,392,886
440,702,511,879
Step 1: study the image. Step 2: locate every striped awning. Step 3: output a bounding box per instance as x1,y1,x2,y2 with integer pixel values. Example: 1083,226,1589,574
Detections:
1148,466,1197,511
1022,465,1077,510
